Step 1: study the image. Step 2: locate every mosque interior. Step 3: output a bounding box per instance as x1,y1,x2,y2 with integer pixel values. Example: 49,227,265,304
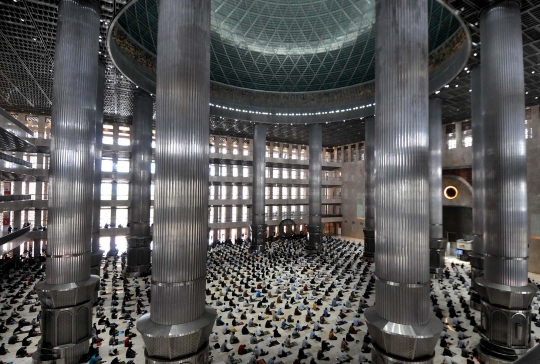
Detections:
0,0,540,364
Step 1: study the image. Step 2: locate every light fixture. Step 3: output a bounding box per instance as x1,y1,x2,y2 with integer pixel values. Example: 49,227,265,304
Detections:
444,186,458,200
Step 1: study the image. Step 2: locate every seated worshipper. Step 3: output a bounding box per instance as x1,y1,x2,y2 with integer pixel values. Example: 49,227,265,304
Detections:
221,340,232,352
301,337,312,349
22,335,32,346
329,328,338,340
89,354,104,364
211,332,220,342
298,347,308,360
16,346,29,358
109,345,118,356
226,353,236,364
338,350,351,363
292,328,301,339
358,351,368,363
278,344,289,358
238,344,248,355
230,332,239,344
266,336,279,347
442,346,453,357
273,327,282,338
255,345,269,357
317,349,330,361
223,323,231,334
126,347,137,358
284,335,293,348
251,333,263,344
310,329,322,342
242,324,251,335
0,344,8,355
296,320,308,331
341,338,350,351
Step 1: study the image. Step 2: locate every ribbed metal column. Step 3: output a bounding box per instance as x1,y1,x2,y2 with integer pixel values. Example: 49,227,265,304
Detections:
250,123,267,252
124,93,153,278
476,1,537,362
33,0,100,362
90,61,105,277
363,116,375,258
33,239,40,259
306,124,322,253
365,1,441,363
12,181,22,230
429,99,447,277
469,66,485,311
136,1,216,363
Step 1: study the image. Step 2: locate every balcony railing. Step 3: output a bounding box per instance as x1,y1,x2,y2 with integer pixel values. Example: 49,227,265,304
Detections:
0,194,31,202
0,152,32,168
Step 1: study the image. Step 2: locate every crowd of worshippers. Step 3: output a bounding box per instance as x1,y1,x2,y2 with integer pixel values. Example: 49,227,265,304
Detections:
0,252,44,363
0,250,142,364
90,254,144,364
206,236,374,364
209,230,308,250
1,235,539,364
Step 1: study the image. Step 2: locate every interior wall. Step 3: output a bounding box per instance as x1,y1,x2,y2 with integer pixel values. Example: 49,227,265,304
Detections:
443,206,473,241
526,106,540,273
340,159,365,239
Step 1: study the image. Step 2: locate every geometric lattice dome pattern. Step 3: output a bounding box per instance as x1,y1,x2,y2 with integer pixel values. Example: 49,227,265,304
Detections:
117,0,461,92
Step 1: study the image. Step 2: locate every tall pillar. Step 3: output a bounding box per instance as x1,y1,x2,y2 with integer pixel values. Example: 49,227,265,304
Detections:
469,66,485,311
124,93,153,277
12,180,22,230
136,1,216,363
91,61,105,276
306,124,322,253
428,99,447,277
33,0,100,362
364,1,442,363
363,116,375,258
476,1,537,362
250,123,267,252
33,239,41,258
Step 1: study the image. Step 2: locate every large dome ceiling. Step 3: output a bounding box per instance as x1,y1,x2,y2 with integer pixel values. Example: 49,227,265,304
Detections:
116,0,462,93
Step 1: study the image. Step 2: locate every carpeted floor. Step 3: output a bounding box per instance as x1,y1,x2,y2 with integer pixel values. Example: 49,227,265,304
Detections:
0,236,538,364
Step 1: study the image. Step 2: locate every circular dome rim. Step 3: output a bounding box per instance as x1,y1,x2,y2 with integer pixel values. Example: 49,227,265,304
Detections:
106,0,471,124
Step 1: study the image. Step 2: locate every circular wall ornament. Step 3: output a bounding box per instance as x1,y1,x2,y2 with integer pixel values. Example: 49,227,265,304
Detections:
444,186,458,200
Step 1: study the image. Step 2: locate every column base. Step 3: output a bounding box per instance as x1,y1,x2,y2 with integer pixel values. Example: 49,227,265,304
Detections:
34,276,99,364
144,346,209,364
363,229,375,258
32,340,89,364
429,238,446,278
476,278,537,359
365,307,442,363
478,338,530,363
305,224,322,254
249,224,267,252
468,253,484,310
124,264,151,278
370,344,435,364
90,250,104,276
138,307,216,362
